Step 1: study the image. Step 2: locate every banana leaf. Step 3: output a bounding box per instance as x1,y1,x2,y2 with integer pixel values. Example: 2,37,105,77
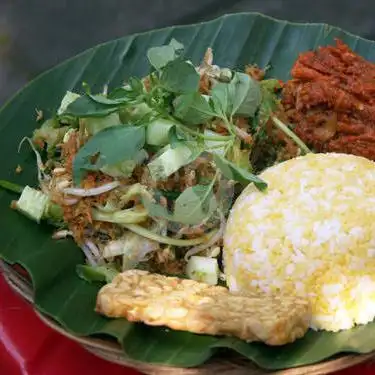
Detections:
1,12,375,370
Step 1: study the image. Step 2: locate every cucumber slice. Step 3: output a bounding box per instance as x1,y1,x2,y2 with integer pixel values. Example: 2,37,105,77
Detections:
16,186,49,223
186,256,219,285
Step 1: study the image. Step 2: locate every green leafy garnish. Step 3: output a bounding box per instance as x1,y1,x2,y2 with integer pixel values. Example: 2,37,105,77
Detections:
142,195,174,221
173,184,217,225
160,59,200,94
167,125,186,149
64,95,121,117
213,153,267,191
173,93,215,125
235,74,262,117
211,72,261,118
100,149,148,178
142,183,218,226
73,125,145,184
147,38,184,70
228,72,252,116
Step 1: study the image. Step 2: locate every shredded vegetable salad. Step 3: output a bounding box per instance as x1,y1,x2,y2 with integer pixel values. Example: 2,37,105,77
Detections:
1,40,310,284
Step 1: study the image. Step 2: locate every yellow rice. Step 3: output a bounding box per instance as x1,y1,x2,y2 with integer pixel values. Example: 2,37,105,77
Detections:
224,153,375,331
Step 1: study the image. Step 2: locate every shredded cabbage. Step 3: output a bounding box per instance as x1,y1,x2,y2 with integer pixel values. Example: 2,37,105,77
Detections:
102,232,159,270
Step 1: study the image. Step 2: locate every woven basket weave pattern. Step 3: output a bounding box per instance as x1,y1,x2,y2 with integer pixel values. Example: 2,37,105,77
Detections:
1,260,373,375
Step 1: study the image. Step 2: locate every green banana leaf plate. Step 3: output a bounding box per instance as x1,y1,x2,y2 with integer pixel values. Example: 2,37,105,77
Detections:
1,12,375,373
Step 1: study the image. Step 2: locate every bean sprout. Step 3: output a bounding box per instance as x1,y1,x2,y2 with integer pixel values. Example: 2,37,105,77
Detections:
85,240,101,258
81,244,98,266
63,181,120,197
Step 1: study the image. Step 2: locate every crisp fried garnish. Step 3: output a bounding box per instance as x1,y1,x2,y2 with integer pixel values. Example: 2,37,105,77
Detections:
142,76,151,93
35,108,44,121
199,74,211,94
203,48,213,66
96,270,311,345
61,130,79,174
52,170,115,243
63,198,111,242
245,65,266,81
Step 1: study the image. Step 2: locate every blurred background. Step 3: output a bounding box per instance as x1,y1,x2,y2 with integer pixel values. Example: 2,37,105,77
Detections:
0,0,374,105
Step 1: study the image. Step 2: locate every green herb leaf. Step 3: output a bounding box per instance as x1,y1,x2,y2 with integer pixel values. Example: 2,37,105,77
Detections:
128,77,145,96
141,195,174,220
147,39,184,70
173,93,215,125
88,94,129,106
173,184,217,225
73,125,145,184
235,73,262,117
77,264,119,284
210,82,230,118
230,72,251,115
64,95,120,118
211,72,262,118
168,125,186,149
108,87,136,100
210,72,263,119
160,59,199,94
143,187,218,227
100,149,148,178
211,72,250,118
213,153,267,191
169,39,184,51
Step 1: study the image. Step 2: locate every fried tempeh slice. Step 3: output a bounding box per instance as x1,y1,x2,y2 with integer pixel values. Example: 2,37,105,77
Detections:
96,270,311,345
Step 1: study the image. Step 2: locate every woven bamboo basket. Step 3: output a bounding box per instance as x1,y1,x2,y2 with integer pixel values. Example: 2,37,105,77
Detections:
1,260,374,375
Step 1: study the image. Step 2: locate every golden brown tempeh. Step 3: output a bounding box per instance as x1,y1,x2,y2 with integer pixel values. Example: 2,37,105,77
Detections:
96,270,311,345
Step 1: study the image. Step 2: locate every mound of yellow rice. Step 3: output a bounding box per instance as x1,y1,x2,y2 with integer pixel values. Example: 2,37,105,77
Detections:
223,153,375,332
